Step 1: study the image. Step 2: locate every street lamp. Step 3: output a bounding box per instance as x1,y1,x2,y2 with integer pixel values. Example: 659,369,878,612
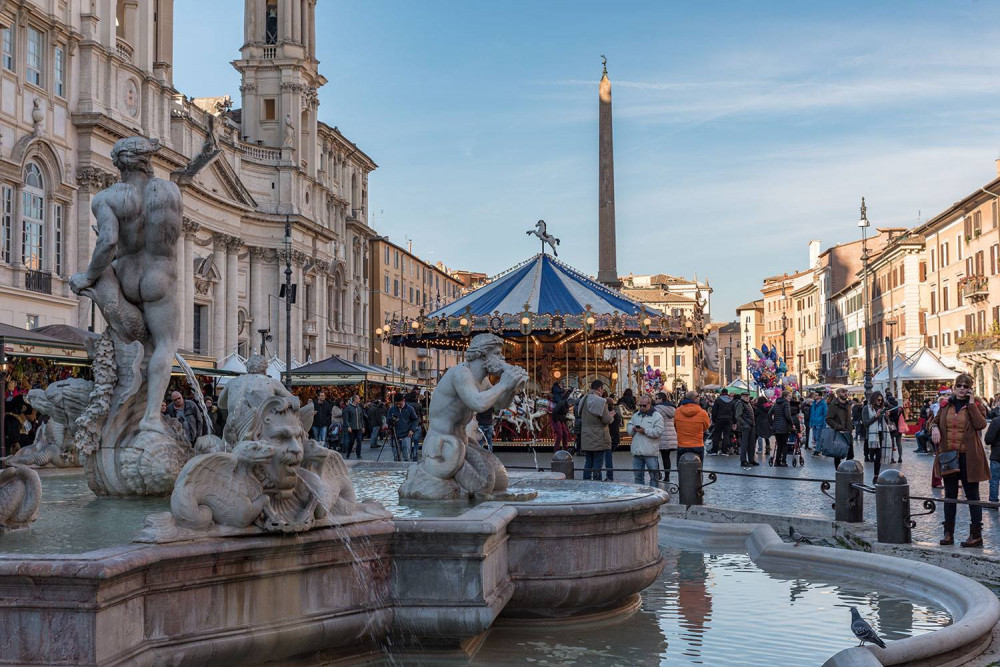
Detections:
859,197,873,399
780,283,788,366
281,217,294,389
0,354,7,463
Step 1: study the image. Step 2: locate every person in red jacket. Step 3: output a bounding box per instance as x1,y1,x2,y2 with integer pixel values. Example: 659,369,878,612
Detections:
674,391,711,462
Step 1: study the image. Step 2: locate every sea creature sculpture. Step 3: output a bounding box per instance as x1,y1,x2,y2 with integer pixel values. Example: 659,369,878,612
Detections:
0,465,42,530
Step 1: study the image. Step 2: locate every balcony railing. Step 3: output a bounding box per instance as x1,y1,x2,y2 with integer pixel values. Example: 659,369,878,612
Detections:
262,45,277,59
23,269,52,294
237,140,282,162
958,332,1000,354
959,274,990,302
115,37,134,63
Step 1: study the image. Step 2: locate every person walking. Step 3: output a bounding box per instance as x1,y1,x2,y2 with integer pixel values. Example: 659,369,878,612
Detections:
551,393,571,452
579,380,615,481
931,374,989,547
851,397,867,460
885,391,903,463
387,394,420,462
985,410,1000,507
366,398,388,452
809,391,828,458
863,391,891,479
476,407,495,452
710,389,735,455
342,394,365,460
768,390,794,466
166,391,204,445
606,396,622,481
327,399,344,451
674,391,711,462
735,393,756,467
754,395,772,459
654,392,678,476
311,391,333,443
825,387,854,470
627,395,664,487
801,396,813,450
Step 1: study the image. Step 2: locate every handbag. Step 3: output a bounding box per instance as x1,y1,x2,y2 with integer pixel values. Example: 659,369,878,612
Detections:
938,450,960,475
897,413,907,434
828,431,849,458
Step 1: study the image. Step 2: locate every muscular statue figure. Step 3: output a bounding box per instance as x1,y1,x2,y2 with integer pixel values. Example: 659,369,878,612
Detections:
69,136,182,434
399,333,529,500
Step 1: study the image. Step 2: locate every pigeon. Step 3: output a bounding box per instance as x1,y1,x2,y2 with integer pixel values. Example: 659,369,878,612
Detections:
788,526,813,546
850,606,886,649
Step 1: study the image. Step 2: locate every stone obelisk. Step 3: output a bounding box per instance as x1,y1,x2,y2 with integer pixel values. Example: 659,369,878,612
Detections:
597,56,621,288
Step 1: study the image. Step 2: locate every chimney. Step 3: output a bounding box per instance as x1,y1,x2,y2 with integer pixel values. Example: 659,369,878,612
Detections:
808,240,820,269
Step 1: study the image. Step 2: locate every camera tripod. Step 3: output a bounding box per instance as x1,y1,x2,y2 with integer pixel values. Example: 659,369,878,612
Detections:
375,425,404,462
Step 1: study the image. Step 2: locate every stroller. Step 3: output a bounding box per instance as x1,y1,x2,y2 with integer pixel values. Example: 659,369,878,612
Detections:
768,415,806,467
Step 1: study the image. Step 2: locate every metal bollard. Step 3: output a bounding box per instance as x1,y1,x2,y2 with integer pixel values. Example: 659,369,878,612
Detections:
835,459,865,523
875,469,911,544
550,450,575,480
678,452,703,506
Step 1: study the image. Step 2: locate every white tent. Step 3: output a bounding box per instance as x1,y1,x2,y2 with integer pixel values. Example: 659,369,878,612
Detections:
894,348,959,382
266,355,304,381
215,353,248,387
872,352,912,396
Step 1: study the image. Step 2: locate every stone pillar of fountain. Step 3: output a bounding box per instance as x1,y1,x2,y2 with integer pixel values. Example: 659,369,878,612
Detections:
678,453,702,506
835,459,864,523
550,449,575,479
876,469,911,544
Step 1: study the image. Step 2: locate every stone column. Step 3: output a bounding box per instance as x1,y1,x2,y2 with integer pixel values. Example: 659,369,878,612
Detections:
292,0,301,43
182,219,198,351
249,247,265,344
308,0,316,56
314,271,327,354
212,235,227,361
282,0,293,41
225,237,241,358
291,255,304,363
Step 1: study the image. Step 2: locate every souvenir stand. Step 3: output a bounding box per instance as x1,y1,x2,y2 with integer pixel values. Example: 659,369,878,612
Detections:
288,355,411,404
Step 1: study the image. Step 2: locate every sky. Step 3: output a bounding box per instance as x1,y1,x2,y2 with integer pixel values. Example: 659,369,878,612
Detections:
173,1,1000,320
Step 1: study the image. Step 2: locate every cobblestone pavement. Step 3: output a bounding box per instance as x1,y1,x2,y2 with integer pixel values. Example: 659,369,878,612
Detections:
493,437,1000,556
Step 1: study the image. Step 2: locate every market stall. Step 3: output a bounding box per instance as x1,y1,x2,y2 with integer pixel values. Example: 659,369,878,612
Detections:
894,348,959,418
288,355,411,403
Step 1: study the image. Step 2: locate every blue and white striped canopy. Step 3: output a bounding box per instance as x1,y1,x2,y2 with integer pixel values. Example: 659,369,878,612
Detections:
430,254,645,317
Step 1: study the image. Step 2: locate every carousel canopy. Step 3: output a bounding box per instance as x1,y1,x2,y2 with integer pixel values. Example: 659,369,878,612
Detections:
387,253,706,349
433,254,645,317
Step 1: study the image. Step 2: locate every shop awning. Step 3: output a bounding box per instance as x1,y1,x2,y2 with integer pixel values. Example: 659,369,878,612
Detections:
894,348,959,382
289,355,415,387
1,323,88,363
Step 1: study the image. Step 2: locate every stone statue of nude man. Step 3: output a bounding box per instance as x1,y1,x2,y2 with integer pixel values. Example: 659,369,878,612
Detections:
69,136,182,434
399,333,529,500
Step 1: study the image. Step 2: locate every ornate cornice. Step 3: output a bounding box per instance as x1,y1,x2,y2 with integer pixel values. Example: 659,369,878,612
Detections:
248,246,268,261
76,166,117,192
291,249,309,266
212,232,243,252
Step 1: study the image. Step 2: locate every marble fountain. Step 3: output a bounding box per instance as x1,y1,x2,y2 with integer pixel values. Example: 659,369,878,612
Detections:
1,138,997,665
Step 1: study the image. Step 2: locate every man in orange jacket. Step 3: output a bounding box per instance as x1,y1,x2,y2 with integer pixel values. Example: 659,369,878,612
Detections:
674,391,711,462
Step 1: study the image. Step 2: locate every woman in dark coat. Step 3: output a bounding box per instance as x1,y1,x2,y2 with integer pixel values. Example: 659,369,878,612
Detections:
754,396,772,458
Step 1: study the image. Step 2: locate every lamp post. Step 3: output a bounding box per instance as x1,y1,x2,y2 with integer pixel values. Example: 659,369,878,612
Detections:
885,318,898,397
780,283,788,367
283,216,293,389
0,353,7,464
859,197,873,399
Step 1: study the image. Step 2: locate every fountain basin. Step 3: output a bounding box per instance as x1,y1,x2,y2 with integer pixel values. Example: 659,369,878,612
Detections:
0,469,668,665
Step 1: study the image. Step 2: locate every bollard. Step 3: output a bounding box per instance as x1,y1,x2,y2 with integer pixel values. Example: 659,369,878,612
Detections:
835,459,865,523
678,452,703,506
875,469,911,544
550,450,575,480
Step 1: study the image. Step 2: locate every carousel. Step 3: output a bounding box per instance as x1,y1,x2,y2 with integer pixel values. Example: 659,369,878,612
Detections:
386,245,705,441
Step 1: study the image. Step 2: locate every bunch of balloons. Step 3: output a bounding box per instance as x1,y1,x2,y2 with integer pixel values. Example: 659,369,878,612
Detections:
642,365,664,395
747,343,799,398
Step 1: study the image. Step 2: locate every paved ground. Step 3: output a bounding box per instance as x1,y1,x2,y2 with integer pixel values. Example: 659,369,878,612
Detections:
490,437,1000,556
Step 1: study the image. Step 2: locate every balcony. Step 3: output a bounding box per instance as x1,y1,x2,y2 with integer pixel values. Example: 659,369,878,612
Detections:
262,45,277,59
115,37,134,64
23,269,52,295
959,332,1000,354
237,140,281,163
959,275,990,303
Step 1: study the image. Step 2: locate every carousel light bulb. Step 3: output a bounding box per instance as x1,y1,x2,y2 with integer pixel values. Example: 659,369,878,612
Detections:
643,317,652,326
459,317,468,326
411,321,420,329
586,317,595,325
521,317,530,325
553,369,562,379
375,327,383,336
611,372,619,380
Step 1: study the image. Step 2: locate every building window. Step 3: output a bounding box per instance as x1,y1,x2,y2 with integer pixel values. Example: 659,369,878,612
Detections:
25,314,39,330
26,27,42,87
409,286,414,303
384,246,389,264
193,304,205,353
21,163,44,270
393,279,398,297
384,275,390,293
0,185,11,263
675,354,684,367
53,203,62,275
394,251,399,269
263,98,276,121
1,25,12,70
53,46,64,97
265,1,278,44
942,285,949,312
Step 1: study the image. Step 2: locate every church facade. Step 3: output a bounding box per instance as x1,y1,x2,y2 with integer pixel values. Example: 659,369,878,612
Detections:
0,0,376,366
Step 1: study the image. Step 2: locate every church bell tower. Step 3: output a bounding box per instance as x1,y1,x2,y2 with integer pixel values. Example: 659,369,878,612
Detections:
233,0,326,170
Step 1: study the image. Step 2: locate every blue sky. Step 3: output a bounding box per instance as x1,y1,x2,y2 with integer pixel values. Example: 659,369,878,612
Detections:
174,1,1000,319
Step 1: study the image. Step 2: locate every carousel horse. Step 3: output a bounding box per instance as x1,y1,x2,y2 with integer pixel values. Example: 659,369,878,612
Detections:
526,220,560,256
